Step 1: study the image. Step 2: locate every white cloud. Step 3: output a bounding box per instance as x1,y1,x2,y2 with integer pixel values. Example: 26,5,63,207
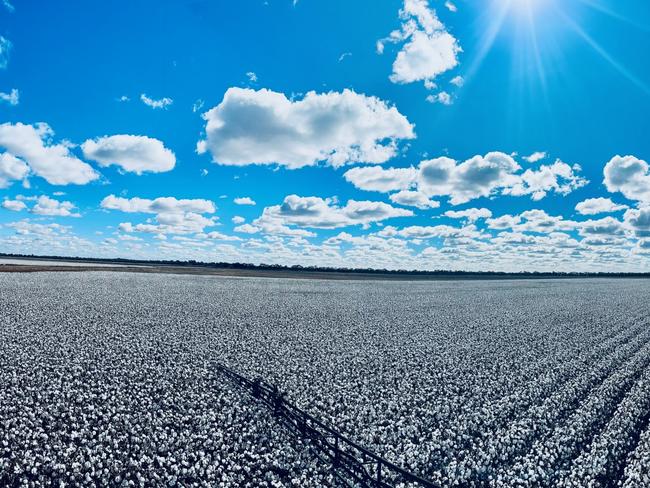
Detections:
234,222,316,238
624,207,650,238
345,153,587,205
444,208,492,222
417,153,520,205
204,231,241,241
578,216,625,237
604,155,650,203
502,160,588,201
485,214,522,230
140,93,173,109
197,87,414,169
388,224,481,240
117,95,130,102
0,88,19,105
4,220,69,237
379,0,461,86
486,209,579,234
523,151,547,163
234,197,256,206
0,36,11,69
450,75,464,87
2,199,26,211
101,195,215,215
192,99,205,113
81,135,176,174
31,195,80,217
0,152,30,188
343,166,416,192
575,197,628,215
0,123,99,185
426,91,452,105
234,223,261,234
389,190,439,209
102,195,216,235
254,195,413,230
232,215,245,224
338,52,352,62
444,1,457,12
246,71,257,82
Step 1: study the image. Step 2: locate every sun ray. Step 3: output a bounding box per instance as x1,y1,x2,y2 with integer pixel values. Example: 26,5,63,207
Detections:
462,0,512,84
557,7,650,96
575,0,650,33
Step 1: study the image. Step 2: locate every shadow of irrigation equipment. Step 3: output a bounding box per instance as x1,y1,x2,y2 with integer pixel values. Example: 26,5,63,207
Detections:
215,363,440,488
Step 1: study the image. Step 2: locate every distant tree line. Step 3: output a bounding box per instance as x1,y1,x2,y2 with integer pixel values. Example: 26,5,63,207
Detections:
2,252,650,279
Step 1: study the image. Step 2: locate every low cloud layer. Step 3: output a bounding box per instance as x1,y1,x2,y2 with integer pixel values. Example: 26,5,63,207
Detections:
344,152,587,205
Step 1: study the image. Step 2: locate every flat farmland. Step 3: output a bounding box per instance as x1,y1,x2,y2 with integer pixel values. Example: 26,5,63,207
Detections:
1,272,650,487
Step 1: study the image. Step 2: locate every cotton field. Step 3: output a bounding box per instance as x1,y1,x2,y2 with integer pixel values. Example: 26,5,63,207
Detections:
1,272,650,487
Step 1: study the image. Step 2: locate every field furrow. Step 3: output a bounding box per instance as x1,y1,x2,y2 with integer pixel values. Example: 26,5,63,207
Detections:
491,340,650,487
556,366,650,487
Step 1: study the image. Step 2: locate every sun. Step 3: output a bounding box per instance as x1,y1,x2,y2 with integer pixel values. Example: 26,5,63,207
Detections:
462,0,649,100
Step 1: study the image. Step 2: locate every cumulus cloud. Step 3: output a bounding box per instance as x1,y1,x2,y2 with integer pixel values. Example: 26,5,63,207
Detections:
426,91,452,105
234,222,316,238
101,195,217,235
4,220,70,238
444,1,457,12
389,190,439,209
253,195,413,231
345,152,587,205
81,135,176,174
450,75,464,87
101,195,215,215
234,197,256,206
31,195,80,217
344,166,416,192
2,199,26,211
575,197,628,215
502,160,588,201
0,36,11,69
604,155,650,203
486,209,579,234
418,153,521,205
386,224,481,240
624,207,650,238
523,151,547,163
0,88,18,105
0,123,99,185
140,93,173,109
196,87,414,169
579,216,626,237
0,152,30,188
444,208,492,222
232,216,245,224
204,231,242,241
379,0,461,86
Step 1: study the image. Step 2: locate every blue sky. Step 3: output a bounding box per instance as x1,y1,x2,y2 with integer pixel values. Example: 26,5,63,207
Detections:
1,0,650,271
